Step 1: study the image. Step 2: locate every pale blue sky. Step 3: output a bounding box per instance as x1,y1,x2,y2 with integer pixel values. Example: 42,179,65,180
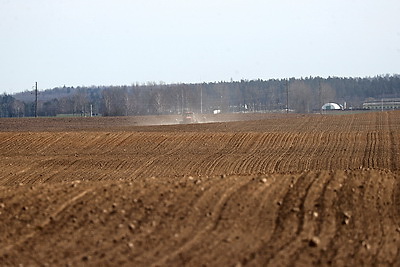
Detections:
1,0,399,94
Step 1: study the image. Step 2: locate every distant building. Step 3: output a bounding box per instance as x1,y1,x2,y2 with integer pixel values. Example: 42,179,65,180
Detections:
362,98,400,110
322,103,343,110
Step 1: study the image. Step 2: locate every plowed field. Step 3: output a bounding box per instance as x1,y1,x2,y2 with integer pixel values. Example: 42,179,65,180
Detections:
1,112,399,266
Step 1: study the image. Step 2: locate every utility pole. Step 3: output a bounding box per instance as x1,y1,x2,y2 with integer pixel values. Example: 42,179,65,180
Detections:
319,79,322,114
200,87,203,114
286,79,289,114
35,82,38,117
181,88,184,114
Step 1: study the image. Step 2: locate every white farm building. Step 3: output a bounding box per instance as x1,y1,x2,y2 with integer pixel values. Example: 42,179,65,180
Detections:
322,103,343,110
362,98,400,110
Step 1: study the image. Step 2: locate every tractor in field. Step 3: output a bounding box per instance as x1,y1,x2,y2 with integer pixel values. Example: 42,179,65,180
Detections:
180,111,198,124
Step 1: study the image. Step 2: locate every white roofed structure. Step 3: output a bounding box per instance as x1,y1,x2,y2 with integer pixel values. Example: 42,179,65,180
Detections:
322,103,342,110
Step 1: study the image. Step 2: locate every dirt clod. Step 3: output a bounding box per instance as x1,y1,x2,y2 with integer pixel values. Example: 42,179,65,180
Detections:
309,236,321,247
342,211,352,225
291,207,300,212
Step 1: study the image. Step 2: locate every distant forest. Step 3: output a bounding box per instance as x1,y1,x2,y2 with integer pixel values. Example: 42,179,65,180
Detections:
1,75,400,117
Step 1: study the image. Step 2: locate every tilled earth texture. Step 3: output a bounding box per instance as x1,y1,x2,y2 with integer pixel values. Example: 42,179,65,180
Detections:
0,112,400,266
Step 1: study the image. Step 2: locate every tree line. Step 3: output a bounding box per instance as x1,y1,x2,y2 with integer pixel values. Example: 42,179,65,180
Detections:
2,74,400,117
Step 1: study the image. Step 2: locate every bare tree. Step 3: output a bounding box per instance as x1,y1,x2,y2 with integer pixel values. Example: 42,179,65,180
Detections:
290,80,313,113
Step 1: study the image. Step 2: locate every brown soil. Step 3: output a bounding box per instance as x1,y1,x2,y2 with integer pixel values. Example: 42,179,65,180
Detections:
0,111,399,266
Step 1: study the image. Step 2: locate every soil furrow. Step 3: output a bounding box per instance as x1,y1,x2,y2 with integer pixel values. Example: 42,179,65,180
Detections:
150,177,251,266
0,187,92,257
